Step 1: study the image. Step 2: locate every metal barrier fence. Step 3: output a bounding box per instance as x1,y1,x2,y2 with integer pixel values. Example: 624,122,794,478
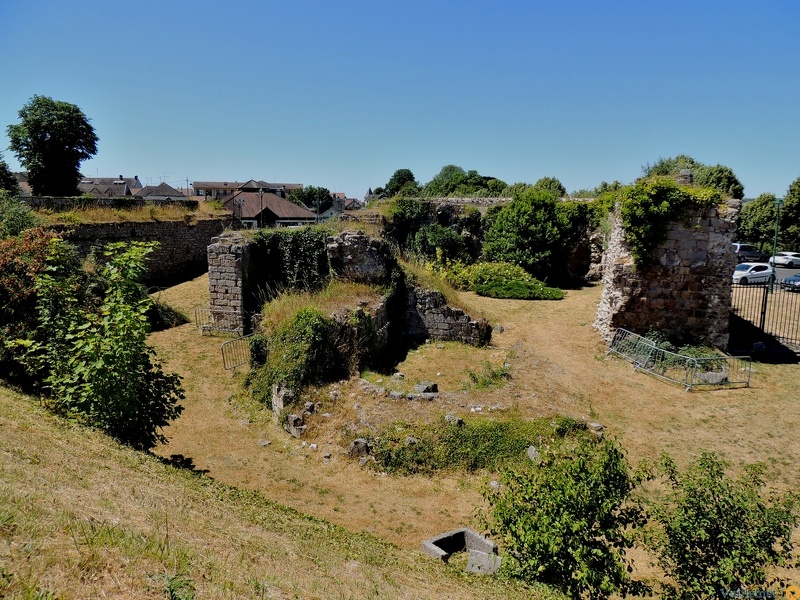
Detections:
194,308,243,336
221,334,254,371
731,284,800,350
609,328,751,390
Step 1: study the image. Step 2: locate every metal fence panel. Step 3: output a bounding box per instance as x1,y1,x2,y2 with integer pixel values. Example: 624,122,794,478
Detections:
194,308,243,336
609,328,751,390
731,284,800,350
221,334,254,371
687,356,751,388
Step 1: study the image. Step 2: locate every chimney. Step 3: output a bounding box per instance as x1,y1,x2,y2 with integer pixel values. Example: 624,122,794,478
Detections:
119,175,123,180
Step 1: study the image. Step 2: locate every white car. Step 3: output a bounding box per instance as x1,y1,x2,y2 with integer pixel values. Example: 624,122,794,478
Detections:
732,262,774,285
768,251,800,268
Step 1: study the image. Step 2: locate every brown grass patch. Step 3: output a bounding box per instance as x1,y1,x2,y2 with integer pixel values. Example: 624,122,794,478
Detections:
0,387,543,599
258,280,385,335
144,274,800,594
35,200,230,225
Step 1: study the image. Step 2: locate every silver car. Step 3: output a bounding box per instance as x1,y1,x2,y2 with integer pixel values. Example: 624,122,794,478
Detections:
769,251,800,268
732,262,774,285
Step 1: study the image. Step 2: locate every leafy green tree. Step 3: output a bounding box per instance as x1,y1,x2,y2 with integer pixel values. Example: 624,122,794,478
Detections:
410,223,469,262
532,176,567,198
780,176,800,251
482,436,647,599
385,196,430,248
421,164,467,197
289,185,332,214
737,193,778,248
482,188,563,279
647,452,798,599
694,164,744,199
385,168,419,197
0,152,20,195
485,178,508,196
7,95,98,196
500,182,534,199
0,190,41,237
643,154,699,177
642,155,744,199
25,241,184,450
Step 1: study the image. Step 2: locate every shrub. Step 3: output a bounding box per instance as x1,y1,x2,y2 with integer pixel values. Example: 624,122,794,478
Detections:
410,223,470,262
482,188,562,279
21,241,184,450
473,279,564,300
481,436,648,599
444,261,564,300
246,308,349,406
0,191,41,237
368,415,586,476
647,452,799,598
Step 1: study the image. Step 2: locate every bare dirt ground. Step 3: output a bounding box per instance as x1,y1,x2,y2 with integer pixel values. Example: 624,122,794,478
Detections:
150,274,800,572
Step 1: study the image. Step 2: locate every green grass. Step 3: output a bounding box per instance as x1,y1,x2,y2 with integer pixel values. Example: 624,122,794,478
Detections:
366,415,589,476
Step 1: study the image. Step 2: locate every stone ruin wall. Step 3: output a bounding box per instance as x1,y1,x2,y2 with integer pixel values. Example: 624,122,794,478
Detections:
594,200,740,349
207,230,491,347
52,217,234,285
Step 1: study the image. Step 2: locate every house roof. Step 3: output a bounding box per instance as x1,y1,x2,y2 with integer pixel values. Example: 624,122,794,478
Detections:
79,176,142,191
137,182,185,198
223,191,316,220
194,180,303,192
79,182,130,197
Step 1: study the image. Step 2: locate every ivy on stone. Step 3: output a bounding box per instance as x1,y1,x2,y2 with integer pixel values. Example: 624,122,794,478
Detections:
619,177,721,269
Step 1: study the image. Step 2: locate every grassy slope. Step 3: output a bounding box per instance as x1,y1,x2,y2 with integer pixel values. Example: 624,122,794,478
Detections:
0,387,552,599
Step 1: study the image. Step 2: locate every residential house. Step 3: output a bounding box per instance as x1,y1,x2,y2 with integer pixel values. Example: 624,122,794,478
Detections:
135,182,186,202
222,180,316,228
317,194,345,221
79,175,143,198
193,180,303,199
344,197,364,210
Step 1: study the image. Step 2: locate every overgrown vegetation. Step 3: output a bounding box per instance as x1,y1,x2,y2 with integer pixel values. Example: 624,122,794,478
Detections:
646,452,799,598
482,436,648,599
13,241,185,450
246,307,374,408
477,433,799,599
0,190,42,237
618,177,721,269
442,261,565,300
248,226,331,304
642,154,744,200
366,415,587,476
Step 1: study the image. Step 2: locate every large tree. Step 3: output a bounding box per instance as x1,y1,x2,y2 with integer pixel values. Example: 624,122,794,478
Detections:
780,176,800,251
0,152,20,195
288,185,333,214
385,168,419,197
737,193,778,249
7,95,98,196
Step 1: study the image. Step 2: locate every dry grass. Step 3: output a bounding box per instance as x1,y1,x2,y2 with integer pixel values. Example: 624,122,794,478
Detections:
6,267,800,597
0,387,545,599
35,200,230,226
258,280,385,336
146,274,800,595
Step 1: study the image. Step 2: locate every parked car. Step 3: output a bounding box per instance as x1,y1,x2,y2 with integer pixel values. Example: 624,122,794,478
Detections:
732,243,766,263
769,251,800,268
780,272,800,292
732,262,774,285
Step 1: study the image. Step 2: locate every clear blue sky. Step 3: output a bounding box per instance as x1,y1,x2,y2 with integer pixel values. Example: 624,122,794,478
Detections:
2,0,799,198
